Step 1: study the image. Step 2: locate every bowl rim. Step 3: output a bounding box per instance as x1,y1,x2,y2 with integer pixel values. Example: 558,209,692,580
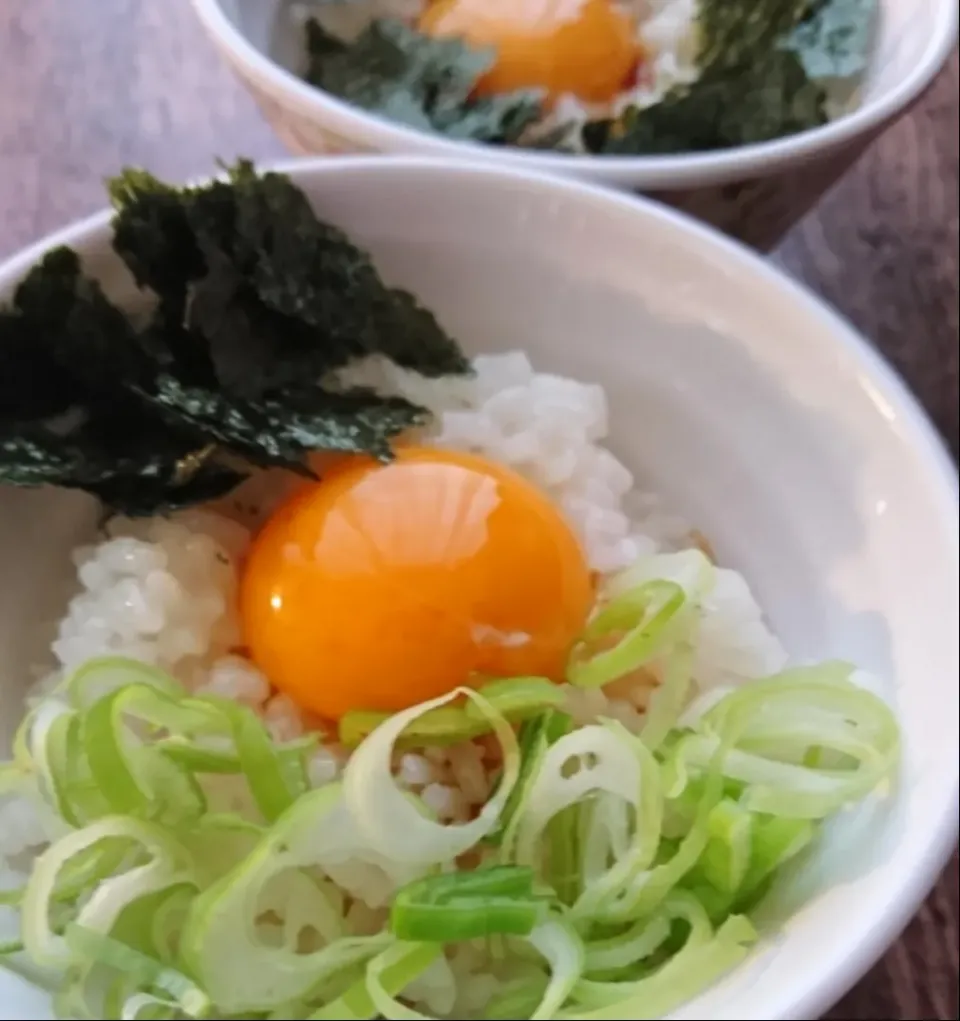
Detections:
188,0,958,187
0,155,957,1020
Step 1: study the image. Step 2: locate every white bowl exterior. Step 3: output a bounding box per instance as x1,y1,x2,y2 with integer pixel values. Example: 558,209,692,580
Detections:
192,0,958,189
0,159,957,1020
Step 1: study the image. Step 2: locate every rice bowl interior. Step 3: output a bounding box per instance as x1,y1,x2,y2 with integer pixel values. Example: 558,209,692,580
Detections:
0,159,956,1021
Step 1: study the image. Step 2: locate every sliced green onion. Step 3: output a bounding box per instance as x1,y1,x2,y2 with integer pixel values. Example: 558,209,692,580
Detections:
740,814,816,899
562,895,756,1020
120,991,184,1019
504,720,664,924
43,709,98,826
698,798,754,895
11,701,44,773
307,941,440,1020
155,742,249,775
83,685,208,824
484,978,550,1020
464,677,567,720
21,816,194,968
145,885,196,963
64,924,211,1018
583,913,673,976
0,590,905,1021
544,803,581,907
495,709,572,854
339,676,565,749
353,940,445,1021
639,632,695,751
186,695,308,821
340,706,488,750
527,918,585,1020
391,865,549,941
179,783,386,1012
669,663,900,819
577,745,722,925
513,722,649,867
343,687,521,869
158,734,315,777
22,699,94,825
178,814,265,887
51,837,139,906
567,581,688,689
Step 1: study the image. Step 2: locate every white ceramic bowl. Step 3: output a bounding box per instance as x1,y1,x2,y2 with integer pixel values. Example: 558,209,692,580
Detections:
190,0,958,249
0,158,957,1020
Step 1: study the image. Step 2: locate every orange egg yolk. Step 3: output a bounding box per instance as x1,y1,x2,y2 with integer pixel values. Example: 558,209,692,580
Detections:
418,0,641,105
240,446,595,721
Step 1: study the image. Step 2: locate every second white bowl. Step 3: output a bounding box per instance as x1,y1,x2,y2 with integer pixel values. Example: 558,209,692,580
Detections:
190,0,958,248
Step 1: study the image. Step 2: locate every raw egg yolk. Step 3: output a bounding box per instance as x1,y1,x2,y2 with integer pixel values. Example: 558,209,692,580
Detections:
240,446,594,721
418,0,641,105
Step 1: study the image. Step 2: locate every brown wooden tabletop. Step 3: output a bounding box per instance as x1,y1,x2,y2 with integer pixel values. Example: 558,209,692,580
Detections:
1,2,957,1018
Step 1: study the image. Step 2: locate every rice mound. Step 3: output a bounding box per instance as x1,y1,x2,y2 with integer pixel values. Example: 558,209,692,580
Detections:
0,354,788,1012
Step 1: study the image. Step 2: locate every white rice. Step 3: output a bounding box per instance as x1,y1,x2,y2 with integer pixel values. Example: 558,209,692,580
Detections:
0,352,788,1015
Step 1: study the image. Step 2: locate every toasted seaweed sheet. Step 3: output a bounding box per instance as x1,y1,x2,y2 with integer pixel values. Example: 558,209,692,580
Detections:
0,161,469,517
584,0,878,155
305,18,543,144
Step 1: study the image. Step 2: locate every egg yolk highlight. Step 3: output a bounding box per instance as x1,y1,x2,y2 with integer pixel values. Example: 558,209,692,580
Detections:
240,446,594,721
418,0,641,105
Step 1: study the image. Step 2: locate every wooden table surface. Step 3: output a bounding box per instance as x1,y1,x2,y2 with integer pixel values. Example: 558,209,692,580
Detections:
1,2,957,1018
